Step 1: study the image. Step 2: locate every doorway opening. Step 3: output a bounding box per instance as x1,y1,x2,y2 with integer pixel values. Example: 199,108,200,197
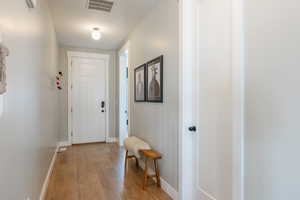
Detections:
119,49,129,146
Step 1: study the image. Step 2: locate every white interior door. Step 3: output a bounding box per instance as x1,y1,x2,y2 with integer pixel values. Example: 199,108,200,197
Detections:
181,0,234,199
72,57,107,144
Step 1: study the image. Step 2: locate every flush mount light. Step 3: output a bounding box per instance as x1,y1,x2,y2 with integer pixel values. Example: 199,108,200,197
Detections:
91,28,102,40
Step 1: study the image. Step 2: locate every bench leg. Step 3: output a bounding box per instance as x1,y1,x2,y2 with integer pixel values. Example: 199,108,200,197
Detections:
125,150,128,174
143,157,149,190
154,159,161,188
135,157,139,169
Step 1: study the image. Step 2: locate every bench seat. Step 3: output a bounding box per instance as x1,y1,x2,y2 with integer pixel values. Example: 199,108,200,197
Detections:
124,136,151,158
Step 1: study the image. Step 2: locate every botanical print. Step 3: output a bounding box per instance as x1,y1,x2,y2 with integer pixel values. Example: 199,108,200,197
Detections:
146,55,163,102
134,65,146,101
148,63,161,100
0,44,9,95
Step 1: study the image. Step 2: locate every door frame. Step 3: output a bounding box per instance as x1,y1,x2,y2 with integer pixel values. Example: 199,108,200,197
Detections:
67,51,110,145
118,41,131,146
178,0,244,199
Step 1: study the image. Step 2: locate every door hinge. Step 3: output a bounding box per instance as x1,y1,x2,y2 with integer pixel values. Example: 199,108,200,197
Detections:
71,107,73,113
71,131,73,136
126,67,128,79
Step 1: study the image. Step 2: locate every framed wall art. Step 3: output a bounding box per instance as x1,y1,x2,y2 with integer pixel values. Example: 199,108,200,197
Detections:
0,44,9,95
146,55,163,102
134,64,146,102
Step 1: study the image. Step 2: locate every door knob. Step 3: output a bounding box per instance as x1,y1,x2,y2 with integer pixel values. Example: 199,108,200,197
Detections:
188,126,196,132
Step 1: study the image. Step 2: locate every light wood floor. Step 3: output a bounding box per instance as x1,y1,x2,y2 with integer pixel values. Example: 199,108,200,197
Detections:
45,143,172,200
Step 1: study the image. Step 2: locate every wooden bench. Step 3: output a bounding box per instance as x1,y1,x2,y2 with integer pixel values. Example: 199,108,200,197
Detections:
124,136,151,173
124,137,162,190
139,149,162,190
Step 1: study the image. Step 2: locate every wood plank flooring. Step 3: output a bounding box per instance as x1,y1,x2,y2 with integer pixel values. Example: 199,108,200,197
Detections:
45,143,172,200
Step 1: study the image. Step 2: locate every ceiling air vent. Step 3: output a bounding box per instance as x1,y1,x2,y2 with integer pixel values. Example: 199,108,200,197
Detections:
87,0,114,12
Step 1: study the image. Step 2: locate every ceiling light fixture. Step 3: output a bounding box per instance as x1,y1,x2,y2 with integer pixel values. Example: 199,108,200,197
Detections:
91,27,102,40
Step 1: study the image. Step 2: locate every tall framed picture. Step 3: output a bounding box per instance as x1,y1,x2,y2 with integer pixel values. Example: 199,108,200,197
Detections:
134,64,146,102
146,55,163,102
0,44,9,95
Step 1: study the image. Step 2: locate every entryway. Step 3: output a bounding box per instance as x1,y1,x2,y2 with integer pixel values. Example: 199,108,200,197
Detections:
68,52,110,144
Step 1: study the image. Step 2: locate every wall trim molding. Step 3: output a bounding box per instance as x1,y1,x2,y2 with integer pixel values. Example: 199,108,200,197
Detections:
231,0,245,199
58,140,71,147
106,137,118,143
39,144,59,200
178,0,198,199
118,42,131,147
200,188,217,200
161,178,178,200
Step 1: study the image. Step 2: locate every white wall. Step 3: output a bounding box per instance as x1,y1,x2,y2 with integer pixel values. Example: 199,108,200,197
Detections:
119,0,179,190
58,46,117,141
0,0,59,199
244,0,300,199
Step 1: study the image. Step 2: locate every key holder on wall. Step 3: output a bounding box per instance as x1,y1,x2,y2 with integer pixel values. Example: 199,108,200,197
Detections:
56,71,63,90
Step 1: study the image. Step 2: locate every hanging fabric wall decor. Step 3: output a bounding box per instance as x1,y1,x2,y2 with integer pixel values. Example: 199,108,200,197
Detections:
56,72,63,90
0,44,9,95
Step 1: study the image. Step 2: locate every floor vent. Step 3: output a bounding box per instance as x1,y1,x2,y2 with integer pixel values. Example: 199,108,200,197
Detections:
87,0,114,12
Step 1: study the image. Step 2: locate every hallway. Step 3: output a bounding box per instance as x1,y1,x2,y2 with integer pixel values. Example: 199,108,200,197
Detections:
1,0,300,199
45,143,171,200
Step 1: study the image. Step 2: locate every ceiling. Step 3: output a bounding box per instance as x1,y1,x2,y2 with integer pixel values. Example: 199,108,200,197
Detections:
48,0,158,50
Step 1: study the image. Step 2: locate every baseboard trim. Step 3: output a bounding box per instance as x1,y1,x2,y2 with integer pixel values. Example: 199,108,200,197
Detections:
39,144,59,200
106,137,118,143
58,141,71,147
160,177,178,200
138,159,178,200
200,188,217,200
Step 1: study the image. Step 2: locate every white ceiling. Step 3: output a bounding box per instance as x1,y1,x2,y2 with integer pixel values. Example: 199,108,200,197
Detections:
48,0,158,50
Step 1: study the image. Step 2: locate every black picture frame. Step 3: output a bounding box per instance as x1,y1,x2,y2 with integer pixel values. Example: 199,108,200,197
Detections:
134,64,146,102
146,55,163,103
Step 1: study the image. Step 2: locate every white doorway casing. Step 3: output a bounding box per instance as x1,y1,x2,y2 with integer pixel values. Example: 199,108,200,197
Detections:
118,42,131,146
67,51,110,144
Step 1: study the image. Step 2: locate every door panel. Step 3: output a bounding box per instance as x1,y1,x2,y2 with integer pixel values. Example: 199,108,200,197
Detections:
192,0,233,199
72,57,106,144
